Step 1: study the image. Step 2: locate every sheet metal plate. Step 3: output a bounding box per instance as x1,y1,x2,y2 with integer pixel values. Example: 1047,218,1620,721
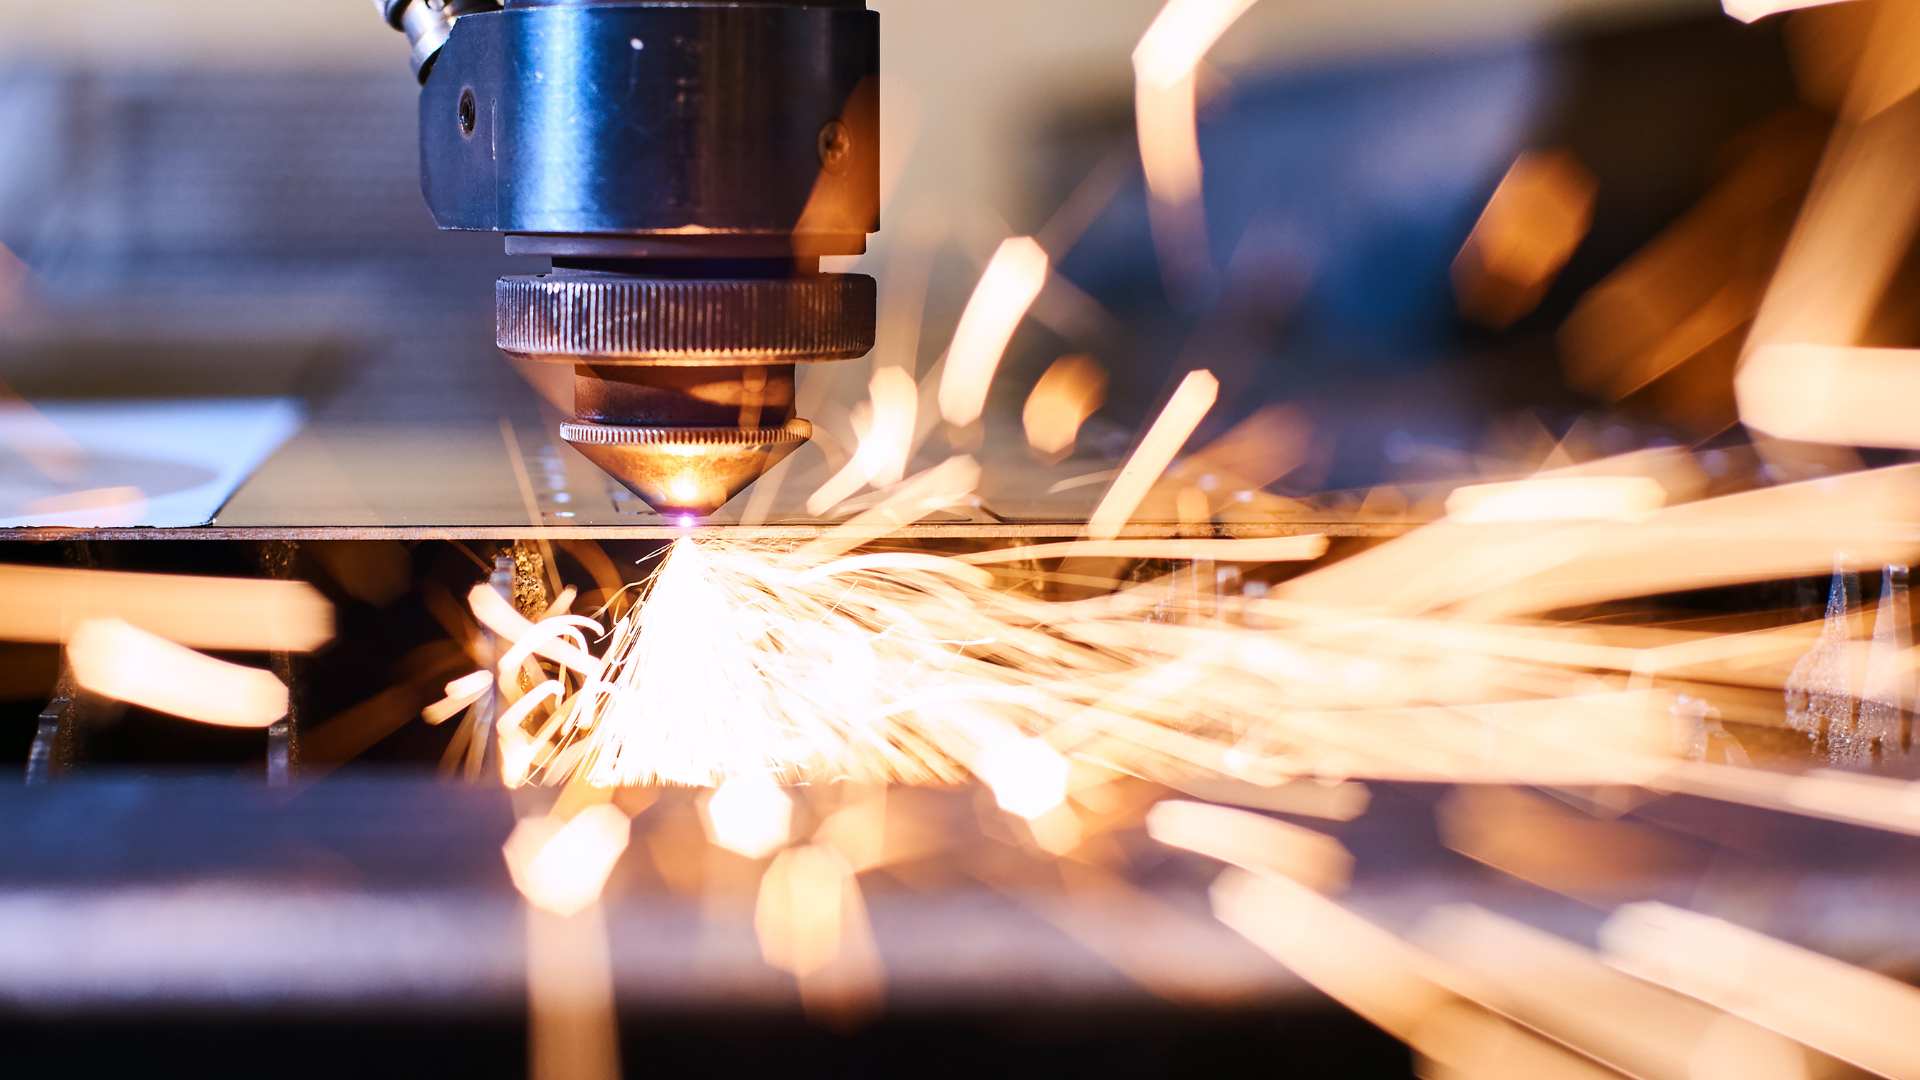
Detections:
5,415,1413,541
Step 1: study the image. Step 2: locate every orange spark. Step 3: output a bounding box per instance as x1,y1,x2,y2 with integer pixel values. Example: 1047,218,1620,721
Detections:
1086,369,1219,540
1214,871,1698,1076
754,843,868,978
422,670,494,725
1723,0,1856,23
1023,354,1109,458
755,842,885,1021
1133,0,1257,287
1604,902,1920,1077
1415,905,1809,1079
1209,871,1461,1052
0,564,333,652
1135,71,1207,208
797,455,981,560
1146,799,1352,893
67,618,288,728
704,774,794,859
938,237,1050,428
468,583,602,679
524,900,622,1080
1164,776,1371,821
1452,151,1597,329
1737,344,1920,449
1445,476,1666,524
1436,787,1700,901
503,805,633,918
807,365,920,514
1133,0,1260,91
975,736,1071,820
813,791,891,873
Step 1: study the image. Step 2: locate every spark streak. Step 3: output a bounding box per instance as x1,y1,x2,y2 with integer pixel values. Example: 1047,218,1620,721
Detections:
0,564,333,651
1132,0,1259,91
808,365,919,513
318,11,1920,1074
1133,0,1259,287
1737,344,1920,449
1445,475,1666,524
1023,354,1107,457
1603,902,1920,1077
68,618,288,728
1086,369,1219,540
938,237,1050,428
1723,0,1856,23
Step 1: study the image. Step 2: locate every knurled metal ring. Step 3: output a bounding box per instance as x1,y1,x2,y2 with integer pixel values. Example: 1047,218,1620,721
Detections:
558,419,813,447
498,274,876,363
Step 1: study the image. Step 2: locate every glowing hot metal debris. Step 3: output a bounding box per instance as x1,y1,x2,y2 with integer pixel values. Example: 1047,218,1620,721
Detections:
705,773,795,859
1722,0,1857,22
68,618,289,729
939,237,1050,429
503,805,633,918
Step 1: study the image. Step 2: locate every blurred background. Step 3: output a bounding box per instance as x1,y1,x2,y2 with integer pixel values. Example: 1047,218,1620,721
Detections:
0,0,1849,495
7,2,1920,1077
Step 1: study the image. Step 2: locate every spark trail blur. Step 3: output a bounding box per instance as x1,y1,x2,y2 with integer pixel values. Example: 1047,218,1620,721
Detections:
423,2,1920,1075
13,0,1920,1077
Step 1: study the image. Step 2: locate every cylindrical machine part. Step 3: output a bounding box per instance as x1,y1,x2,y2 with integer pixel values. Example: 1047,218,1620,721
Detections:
378,0,500,81
495,267,875,513
404,0,881,515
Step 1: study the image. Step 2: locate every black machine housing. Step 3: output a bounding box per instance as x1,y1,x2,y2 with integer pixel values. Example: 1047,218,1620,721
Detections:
407,0,882,515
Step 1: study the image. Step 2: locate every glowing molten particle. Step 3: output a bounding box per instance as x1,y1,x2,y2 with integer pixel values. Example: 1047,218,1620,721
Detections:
705,773,794,859
977,737,1071,821
503,805,632,917
67,618,288,729
939,237,1050,428
1024,354,1108,458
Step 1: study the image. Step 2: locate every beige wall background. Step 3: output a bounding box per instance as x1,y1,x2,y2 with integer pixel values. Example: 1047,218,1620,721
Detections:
0,1,1699,69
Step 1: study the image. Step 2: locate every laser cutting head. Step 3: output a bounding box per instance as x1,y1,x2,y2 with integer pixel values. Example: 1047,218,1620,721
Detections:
380,0,881,516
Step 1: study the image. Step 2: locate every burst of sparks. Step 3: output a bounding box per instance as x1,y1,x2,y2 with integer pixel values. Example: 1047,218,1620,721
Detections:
4,4,1918,1071
434,448,1920,807
384,4,1920,1061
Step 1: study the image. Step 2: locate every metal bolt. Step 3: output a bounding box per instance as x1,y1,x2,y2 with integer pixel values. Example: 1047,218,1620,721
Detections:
817,120,853,174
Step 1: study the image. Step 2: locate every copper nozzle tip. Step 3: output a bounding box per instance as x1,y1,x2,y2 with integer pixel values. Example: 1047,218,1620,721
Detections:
560,419,812,517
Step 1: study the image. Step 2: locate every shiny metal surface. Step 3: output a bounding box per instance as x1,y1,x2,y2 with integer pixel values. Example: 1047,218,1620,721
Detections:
560,420,813,515
405,0,882,509
420,2,879,247
379,0,501,81
496,273,877,364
